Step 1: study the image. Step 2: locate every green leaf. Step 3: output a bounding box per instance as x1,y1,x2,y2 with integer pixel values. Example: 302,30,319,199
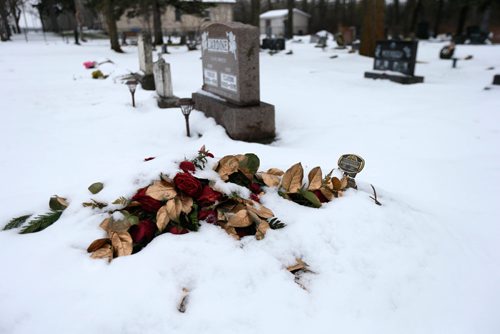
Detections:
20,210,63,234
288,190,322,208
49,196,68,211
88,182,104,194
300,190,322,208
3,214,32,231
227,170,251,188
180,204,199,231
121,211,139,226
243,153,260,174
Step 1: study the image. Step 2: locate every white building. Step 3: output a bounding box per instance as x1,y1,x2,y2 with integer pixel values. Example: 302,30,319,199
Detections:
259,8,310,37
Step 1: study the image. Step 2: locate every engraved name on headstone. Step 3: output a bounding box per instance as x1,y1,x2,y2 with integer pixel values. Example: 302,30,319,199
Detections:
200,22,260,106
338,154,365,177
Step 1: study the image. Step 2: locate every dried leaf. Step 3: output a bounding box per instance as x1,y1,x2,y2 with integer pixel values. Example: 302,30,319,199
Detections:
340,176,349,189
224,225,240,239
166,198,183,221
267,168,285,176
109,219,132,233
99,218,111,233
90,244,113,262
87,238,111,253
307,167,323,191
178,288,190,313
146,180,177,201
287,258,308,273
110,232,133,257
216,155,240,181
281,163,304,193
332,177,342,191
227,209,253,228
179,194,193,214
112,196,129,206
246,203,274,219
156,205,170,232
260,173,281,187
255,221,270,240
320,187,334,201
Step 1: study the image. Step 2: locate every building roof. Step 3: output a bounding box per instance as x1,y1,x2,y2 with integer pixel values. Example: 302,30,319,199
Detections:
260,8,311,19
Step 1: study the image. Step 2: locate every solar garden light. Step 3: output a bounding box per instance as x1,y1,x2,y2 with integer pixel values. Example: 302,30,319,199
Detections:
177,98,195,137
126,80,138,107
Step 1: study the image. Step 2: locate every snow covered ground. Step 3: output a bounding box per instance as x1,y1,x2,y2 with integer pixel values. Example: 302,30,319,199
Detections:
0,33,499,334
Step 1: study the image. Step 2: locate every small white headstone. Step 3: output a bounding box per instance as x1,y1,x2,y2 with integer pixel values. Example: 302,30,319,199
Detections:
153,57,174,98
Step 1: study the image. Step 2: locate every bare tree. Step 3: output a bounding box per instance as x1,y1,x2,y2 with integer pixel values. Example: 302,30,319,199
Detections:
286,0,293,38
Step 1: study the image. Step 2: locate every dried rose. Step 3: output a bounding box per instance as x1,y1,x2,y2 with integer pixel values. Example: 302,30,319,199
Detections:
173,173,203,198
132,187,163,212
250,193,260,203
198,209,217,224
313,190,329,203
249,183,261,194
179,161,196,173
129,219,157,244
196,185,222,206
168,225,189,235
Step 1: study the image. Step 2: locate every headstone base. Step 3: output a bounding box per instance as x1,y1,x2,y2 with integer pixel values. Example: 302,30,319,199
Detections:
364,72,424,84
192,92,275,143
157,96,179,108
493,74,500,85
140,74,155,91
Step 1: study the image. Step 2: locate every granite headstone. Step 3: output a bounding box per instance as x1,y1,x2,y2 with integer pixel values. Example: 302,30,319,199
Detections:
138,32,155,91
364,40,424,84
192,22,275,143
153,56,178,108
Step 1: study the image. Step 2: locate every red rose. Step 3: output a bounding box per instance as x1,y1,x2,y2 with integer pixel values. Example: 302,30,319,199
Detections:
198,209,217,224
250,193,260,203
249,183,261,194
179,161,196,173
313,190,329,203
129,219,157,244
168,225,189,235
197,185,222,206
132,187,163,212
173,172,203,197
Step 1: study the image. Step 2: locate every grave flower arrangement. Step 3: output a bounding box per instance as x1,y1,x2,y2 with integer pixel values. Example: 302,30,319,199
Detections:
4,146,358,263
83,61,97,69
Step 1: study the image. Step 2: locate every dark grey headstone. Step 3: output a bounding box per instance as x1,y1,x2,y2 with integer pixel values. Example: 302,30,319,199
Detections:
193,92,275,143
200,22,260,106
373,40,418,76
493,75,500,85
195,22,275,143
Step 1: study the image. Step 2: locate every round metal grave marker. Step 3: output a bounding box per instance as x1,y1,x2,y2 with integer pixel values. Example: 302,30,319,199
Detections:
338,154,365,177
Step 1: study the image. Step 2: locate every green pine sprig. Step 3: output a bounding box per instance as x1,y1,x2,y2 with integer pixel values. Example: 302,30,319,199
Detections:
19,210,63,234
268,217,286,230
3,214,32,231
